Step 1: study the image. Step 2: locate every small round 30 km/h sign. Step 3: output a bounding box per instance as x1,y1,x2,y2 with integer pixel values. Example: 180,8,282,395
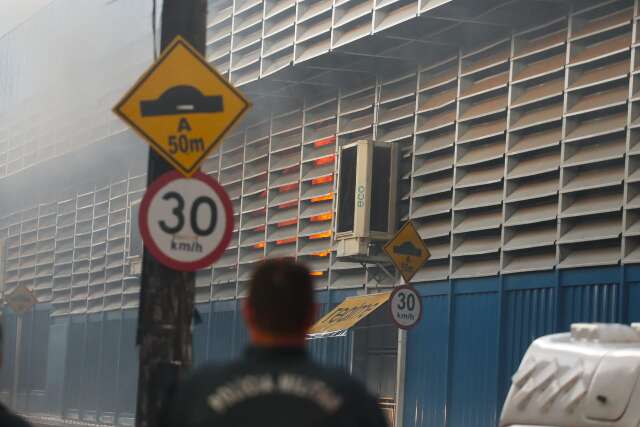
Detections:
389,285,422,329
139,170,233,272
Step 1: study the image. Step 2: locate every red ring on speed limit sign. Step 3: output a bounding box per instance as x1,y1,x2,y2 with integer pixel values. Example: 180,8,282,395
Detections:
139,170,234,272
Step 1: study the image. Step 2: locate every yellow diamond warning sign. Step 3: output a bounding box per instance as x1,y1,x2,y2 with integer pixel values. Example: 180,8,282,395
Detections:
113,36,250,176
383,221,431,283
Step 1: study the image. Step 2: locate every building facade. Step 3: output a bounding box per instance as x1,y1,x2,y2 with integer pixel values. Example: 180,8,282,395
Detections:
2,0,640,426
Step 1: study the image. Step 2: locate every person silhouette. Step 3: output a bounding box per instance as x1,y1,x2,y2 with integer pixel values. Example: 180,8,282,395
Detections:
163,258,387,427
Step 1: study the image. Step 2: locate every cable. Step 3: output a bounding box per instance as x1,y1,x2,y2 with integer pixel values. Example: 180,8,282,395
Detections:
152,0,158,60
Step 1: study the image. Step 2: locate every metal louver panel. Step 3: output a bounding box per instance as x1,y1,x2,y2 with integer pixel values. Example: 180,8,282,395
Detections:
454,209,502,233
7,1,640,301
503,223,556,251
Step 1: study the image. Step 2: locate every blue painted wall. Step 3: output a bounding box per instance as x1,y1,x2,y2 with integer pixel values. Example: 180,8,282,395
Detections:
0,309,141,424
2,266,638,426
194,288,356,369
403,265,640,427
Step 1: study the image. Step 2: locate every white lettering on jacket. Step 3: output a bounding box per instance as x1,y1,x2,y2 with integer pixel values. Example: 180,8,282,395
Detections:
207,373,343,414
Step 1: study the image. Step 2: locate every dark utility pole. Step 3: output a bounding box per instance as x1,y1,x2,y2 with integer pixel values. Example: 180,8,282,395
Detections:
135,1,207,427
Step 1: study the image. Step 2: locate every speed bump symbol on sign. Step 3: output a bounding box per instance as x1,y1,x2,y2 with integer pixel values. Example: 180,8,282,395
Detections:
383,220,431,283
113,36,250,177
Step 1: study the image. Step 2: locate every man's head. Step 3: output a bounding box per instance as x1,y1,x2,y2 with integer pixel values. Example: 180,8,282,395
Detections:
243,258,315,346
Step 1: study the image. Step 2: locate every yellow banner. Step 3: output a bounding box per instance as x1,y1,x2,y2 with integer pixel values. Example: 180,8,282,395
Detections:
308,292,391,336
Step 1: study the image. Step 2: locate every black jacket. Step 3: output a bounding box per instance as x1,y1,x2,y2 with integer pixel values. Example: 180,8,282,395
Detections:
164,346,388,427
0,403,31,427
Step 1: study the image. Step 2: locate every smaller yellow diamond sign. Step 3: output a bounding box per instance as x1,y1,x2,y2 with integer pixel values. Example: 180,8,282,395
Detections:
6,285,38,316
383,221,431,283
113,36,250,176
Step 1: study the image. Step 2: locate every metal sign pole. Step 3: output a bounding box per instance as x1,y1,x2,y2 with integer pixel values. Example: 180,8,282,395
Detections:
134,1,206,427
394,277,408,427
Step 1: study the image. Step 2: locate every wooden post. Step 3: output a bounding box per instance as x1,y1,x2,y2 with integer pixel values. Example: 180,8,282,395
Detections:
135,2,206,426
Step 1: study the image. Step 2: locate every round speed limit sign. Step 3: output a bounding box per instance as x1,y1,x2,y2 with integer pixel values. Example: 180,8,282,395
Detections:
139,170,233,271
389,285,422,329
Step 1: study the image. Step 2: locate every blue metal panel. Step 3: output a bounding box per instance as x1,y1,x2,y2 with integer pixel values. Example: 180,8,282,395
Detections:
324,333,352,370
329,289,358,304
6,266,635,425
45,319,69,416
29,304,50,409
561,266,620,286
626,281,640,322
403,294,448,427
308,300,330,364
64,315,86,417
453,276,498,295
83,313,102,417
415,281,448,296
309,299,353,370
117,310,138,418
99,311,121,423
16,308,33,411
233,302,249,357
12,304,51,413
208,303,234,363
0,311,17,405
193,303,210,367
625,265,640,281
503,271,556,290
328,290,359,370
499,286,555,405
559,283,619,331
449,291,499,427
315,290,329,304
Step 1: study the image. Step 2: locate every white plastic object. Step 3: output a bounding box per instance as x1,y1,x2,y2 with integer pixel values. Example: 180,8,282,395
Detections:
500,323,640,427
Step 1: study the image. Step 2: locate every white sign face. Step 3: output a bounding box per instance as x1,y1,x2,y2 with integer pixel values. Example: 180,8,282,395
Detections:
389,285,422,329
139,171,233,271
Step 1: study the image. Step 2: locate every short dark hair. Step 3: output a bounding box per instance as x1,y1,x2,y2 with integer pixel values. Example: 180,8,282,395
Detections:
247,258,314,335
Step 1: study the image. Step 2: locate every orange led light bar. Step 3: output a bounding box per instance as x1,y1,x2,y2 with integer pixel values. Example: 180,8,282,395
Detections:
278,183,298,193
277,219,297,228
254,241,265,249
311,175,333,186
313,136,335,148
310,213,332,222
276,237,297,245
309,231,331,240
311,193,333,203
314,155,335,167
312,251,330,257
310,271,325,277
